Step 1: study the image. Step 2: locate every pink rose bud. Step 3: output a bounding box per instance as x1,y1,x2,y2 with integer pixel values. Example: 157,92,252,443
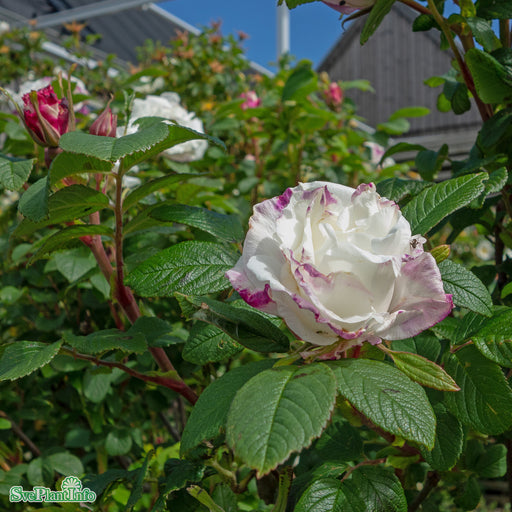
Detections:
322,0,376,14
324,82,343,107
22,85,69,147
90,104,117,137
240,91,261,110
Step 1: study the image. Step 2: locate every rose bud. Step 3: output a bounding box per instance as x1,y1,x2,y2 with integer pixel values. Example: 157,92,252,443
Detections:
240,91,261,110
324,82,343,107
322,0,376,14
22,84,69,147
90,103,117,137
226,182,453,354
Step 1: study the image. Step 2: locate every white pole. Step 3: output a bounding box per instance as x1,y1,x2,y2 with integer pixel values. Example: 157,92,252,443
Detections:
277,3,290,60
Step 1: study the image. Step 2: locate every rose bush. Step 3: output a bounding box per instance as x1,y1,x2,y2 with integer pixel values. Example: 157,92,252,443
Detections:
227,181,453,349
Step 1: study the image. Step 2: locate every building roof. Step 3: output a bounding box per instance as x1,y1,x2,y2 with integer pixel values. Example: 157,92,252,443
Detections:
0,0,196,63
317,4,482,155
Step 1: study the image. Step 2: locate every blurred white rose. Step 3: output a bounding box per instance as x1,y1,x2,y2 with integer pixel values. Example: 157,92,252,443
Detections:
475,240,494,261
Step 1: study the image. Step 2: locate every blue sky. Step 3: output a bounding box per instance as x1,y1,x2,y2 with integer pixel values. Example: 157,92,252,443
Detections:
159,0,345,71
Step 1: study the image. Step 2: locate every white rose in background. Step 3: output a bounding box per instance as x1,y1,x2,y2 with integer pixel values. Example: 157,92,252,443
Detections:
118,92,208,162
227,182,452,352
364,141,395,169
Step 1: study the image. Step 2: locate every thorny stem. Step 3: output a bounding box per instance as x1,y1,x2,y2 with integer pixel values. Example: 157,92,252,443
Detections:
271,466,294,512
0,410,41,457
60,348,197,404
407,471,440,512
426,0,492,122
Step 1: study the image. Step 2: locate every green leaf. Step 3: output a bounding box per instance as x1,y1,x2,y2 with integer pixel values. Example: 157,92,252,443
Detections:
465,48,512,103
466,17,501,51
361,0,397,44
29,225,114,263
414,144,448,181
421,404,463,471
226,363,337,476
106,429,133,456
445,345,512,434
0,340,63,380
180,360,274,458
49,152,113,186
385,349,459,391
391,333,441,362
125,241,238,297
471,167,508,208
438,259,493,316
296,467,406,512
14,185,111,237
63,329,147,355
389,107,430,120
52,248,97,283
282,64,318,102
328,359,436,449
478,107,512,149
127,317,176,347
450,83,471,114
122,122,224,171
377,118,410,135
376,178,432,203
472,308,512,367
125,450,154,511
149,204,244,243
83,368,122,403
0,154,33,190
47,451,84,476
468,443,507,478
401,172,487,235
413,13,436,31
183,322,242,365
59,124,169,162
183,296,290,353
162,459,205,493
476,0,512,19
18,177,49,222
123,173,202,212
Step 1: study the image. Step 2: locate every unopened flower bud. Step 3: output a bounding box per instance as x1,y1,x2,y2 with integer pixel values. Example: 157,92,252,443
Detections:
22,85,69,147
90,103,117,137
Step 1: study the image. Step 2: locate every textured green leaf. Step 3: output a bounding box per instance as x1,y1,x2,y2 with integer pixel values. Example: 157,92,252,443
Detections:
472,308,512,367
376,178,432,203
226,363,337,476
18,177,49,222
439,259,493,316
361,0,397,44
47,452,84,476
445,345,512,434
59,124,168,162
149,204,244,243
14,185,111,237
328,359,436,449
180,360,274,458
63,329,147,355
415,145,448,180
401,173,487,235
125,241,238,297
386,349,459,391
466,17,501,51
185,296,290,353
391,333,441,361
478,108,512,148
0,154,33,190
470,167,508,208
296,466,406,512
476,0,512,19
49,152,114,185
465,48,512,103
122,173,201,212
282,64,318,102
162,459,205,493
52,248,97,282
183,322,242,365
421,404,463,471
29,225,114,263
122,122,224,171
0,341,63,380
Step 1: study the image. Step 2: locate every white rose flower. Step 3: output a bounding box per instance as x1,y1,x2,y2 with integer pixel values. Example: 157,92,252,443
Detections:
118,92,208,162
226,182,453,352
